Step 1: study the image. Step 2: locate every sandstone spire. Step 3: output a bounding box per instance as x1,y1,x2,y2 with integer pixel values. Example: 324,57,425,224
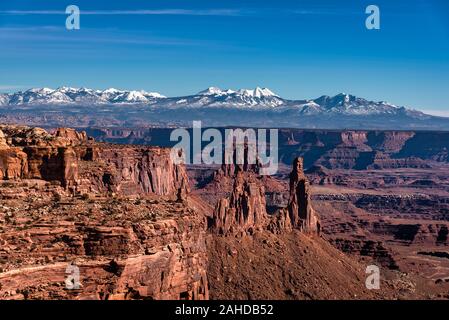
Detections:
211,157,320,236
268,157,320,234
287,157,320,233
211,171,267,235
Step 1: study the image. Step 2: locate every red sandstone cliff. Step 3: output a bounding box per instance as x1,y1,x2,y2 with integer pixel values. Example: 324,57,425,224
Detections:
0,125,202,300
0,125,188,198
210,157,320,236
0,194,208,300
76,145,189,198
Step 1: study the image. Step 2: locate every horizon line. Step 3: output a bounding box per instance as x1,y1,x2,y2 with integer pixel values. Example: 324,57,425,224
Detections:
2,85,449,116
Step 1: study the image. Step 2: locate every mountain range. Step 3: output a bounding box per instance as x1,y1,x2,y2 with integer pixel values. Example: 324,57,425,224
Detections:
1,86,448,130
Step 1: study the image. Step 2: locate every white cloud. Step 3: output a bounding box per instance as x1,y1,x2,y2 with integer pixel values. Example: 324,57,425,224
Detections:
0,9,241,16
0,26,216,48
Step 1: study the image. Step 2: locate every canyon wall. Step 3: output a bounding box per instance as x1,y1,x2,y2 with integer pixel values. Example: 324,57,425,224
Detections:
0,125,188,198
0,125,204,300
0,207,208,300
76,145,188,198
85,127,449,170
279,130,442,170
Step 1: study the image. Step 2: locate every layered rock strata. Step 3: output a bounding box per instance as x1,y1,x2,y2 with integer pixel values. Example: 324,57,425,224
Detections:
0,125,188,197
0,195,208,300
0,125,204,300
211,157,320,236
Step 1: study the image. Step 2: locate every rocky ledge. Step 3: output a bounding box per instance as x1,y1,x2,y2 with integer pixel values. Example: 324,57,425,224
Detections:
210,157,320,236
0,125,188,198
0,125,204,300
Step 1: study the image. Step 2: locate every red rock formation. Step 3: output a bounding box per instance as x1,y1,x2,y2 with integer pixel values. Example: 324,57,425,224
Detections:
0,125,188,197
211,171,267,235
341,131,370,150
76,145,189,197
0,129,7,148
211,157,320,236
86,128,449,169
269,158,320,234
331,239,398,269
0,128,28,180
0,194,208,300
214,144,261,178
370,131,415,153
19,146,78,187
0,148,28,180
0,125,205,300
53,127,88,145
0,125,80,186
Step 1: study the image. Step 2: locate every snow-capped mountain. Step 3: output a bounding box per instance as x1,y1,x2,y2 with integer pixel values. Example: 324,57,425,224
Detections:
310,93,398,115
197,87,235,96
111,90,165,103
1,86,426,117
0,93,10,106
197,86,278,98
237,87,278,98
303,93,428,117
1,86,446,130
159,86,285,109
1,87,166,106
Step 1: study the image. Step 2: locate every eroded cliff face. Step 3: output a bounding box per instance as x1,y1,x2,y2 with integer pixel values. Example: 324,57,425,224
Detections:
0,125,188,197
282,130,441,170
0,126,83,185
86,128,449,170
76,145,189,198
211,171,267,235
0,194,208,300
210,157,320,236
0,125,205,300
0,148,28,180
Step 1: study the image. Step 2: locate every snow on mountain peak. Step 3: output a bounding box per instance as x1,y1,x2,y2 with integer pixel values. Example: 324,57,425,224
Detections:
102,88,123,94
144,91,166,98
1,87,167,105
198,86,277,98
0,87,428,119
27,87,55,94
58,86,76,91
198,87,225,95
255,87,277,97
110,90,165,103
237,87,278,98
116,90,148,102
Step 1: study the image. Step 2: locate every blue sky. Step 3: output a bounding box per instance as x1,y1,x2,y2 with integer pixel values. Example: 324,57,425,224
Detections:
0,0,448,115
